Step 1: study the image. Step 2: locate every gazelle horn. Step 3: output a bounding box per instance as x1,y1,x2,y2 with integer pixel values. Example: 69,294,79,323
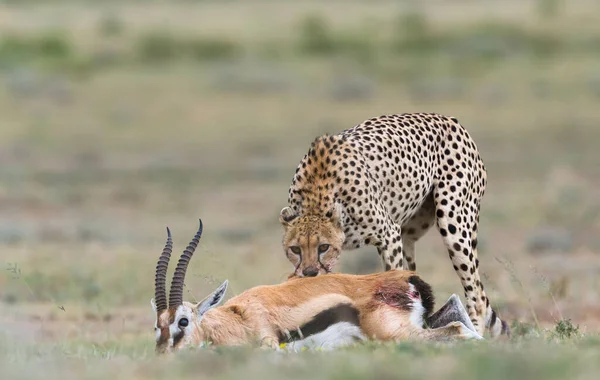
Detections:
168,219,203,308
154,227,173,313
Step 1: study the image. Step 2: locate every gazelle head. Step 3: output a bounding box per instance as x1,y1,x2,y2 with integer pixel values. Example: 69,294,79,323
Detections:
151,219,229,355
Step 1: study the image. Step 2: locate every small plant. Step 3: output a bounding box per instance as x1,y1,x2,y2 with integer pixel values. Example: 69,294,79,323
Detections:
551,319,581,340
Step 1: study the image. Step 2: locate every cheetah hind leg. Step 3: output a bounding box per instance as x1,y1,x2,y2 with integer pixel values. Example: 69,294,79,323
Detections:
433,190,488,336
433,190,508,338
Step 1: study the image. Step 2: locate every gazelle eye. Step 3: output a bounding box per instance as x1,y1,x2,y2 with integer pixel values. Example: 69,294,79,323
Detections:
290,246,301,255
318,244,330,254
178,318,189,328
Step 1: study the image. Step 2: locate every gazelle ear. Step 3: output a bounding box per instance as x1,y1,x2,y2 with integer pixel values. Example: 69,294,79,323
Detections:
196,280,229,317
279,207,298,226
151,298,157,313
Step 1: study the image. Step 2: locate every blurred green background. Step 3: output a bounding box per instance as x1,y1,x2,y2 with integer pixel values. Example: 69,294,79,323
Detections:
1,0,599,379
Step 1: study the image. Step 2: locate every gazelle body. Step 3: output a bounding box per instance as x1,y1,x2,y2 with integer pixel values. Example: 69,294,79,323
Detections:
152,220,483,355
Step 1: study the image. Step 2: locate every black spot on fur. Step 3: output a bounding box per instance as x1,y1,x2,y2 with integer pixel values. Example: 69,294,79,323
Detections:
448,224,457,234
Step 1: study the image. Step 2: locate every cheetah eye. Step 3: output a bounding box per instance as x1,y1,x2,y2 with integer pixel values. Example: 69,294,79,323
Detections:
318,244,330,254
178,318,189,328
290,246,301,255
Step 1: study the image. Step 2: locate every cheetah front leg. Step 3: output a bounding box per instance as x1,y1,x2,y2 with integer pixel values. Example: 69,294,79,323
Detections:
374,219,405,271
401,194,436,271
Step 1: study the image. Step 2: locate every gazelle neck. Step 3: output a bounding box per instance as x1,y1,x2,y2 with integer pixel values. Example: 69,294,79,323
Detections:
194,306,253,347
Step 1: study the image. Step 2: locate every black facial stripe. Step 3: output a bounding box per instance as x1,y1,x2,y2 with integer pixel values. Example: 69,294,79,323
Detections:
294,247,303,271
317,255,327,272
278,303,360,343
172,330,184,347
316,243,330,272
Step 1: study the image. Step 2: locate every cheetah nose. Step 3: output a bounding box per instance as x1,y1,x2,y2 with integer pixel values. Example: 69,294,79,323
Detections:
302,266,319,277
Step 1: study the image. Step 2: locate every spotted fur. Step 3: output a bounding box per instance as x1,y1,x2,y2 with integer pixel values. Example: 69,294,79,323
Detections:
279,112,509,338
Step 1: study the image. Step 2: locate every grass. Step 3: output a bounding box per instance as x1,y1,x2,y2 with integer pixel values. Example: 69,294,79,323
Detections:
1,323,598,380
0,0,600,379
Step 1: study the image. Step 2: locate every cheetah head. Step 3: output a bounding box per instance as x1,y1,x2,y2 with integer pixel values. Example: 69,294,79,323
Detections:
279,204,345,278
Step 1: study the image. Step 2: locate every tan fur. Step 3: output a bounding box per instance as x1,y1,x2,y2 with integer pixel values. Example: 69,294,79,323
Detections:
154,270,478,354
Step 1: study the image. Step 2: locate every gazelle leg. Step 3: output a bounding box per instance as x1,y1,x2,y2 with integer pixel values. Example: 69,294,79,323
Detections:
416,321,484,342
419,293,484,341
259,333,281,349
426,294,478,333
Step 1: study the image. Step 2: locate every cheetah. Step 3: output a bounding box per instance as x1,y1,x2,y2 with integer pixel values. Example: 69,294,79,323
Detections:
278,112,509,338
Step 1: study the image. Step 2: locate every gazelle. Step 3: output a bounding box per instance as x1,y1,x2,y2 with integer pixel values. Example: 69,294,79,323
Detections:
152,219,483,355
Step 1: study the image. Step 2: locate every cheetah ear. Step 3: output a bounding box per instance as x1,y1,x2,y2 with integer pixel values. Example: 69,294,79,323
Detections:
279,207,298,226
328,203,344,229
